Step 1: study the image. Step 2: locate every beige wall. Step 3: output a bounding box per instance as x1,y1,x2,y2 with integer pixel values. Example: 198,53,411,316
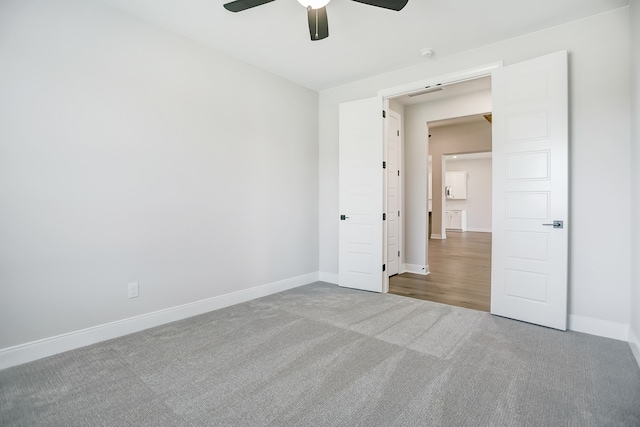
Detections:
428,121,492,238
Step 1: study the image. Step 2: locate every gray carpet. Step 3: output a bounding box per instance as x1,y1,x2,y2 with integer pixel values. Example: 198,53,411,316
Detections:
1,282,639,426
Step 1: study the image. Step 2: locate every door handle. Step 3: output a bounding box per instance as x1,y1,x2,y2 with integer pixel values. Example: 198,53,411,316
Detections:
542,220,563,229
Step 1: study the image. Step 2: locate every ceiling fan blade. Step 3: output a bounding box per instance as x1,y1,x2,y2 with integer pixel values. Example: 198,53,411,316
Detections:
307,7,328,41
223,0,275,13
350,0,408,11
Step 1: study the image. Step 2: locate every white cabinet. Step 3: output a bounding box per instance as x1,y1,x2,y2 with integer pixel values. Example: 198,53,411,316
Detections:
445,210,467,231
445,171,467,199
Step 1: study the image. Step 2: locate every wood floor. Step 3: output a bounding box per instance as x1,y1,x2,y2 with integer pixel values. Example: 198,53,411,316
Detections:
389,231,492,312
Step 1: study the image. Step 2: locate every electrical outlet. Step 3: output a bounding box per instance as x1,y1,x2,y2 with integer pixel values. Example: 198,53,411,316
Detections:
128,282,139,299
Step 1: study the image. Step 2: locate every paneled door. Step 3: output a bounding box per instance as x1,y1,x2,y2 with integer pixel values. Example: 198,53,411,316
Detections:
338,97,384,293
491,50,569,330
386,110,401,276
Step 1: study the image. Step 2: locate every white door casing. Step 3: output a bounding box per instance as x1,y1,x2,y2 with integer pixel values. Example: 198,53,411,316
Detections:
338,97,385,293
491,50,569,330
386,110,401,276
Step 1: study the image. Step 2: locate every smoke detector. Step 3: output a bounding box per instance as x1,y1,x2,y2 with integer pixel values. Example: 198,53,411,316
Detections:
420,48,434,58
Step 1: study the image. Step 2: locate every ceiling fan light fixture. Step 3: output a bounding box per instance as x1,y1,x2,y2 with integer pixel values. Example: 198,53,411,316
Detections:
297,0,331,9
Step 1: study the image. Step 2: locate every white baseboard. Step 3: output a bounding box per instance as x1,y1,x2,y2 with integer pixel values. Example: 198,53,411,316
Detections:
402,264,430,275
318,272,338,284
430,234,446,240
0,272,319,371
629,328,640,369
466,228,492,233
568,314,629,341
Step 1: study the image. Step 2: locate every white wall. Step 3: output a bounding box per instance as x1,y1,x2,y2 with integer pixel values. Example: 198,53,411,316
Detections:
319,8,632,336
0,0,319,352
629,0,640,365
446,158,492,232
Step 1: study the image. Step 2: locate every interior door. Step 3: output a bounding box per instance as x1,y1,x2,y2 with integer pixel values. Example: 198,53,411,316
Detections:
386,110,401,276
491,50,569,330
338,97,385,292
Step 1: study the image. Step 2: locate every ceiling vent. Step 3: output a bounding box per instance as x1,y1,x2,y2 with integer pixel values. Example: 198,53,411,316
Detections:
408,87,444,97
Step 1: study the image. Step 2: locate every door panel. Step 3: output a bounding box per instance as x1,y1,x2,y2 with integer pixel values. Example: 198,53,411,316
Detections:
338,97,384,292
386,111,400,276
491,50,568,330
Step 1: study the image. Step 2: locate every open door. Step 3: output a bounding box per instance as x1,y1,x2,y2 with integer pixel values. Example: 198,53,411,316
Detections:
338,97,385,292
491,50,569,330
386,110,401,276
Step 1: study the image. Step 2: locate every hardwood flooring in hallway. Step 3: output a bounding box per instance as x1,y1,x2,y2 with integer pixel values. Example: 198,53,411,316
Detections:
389,231,491,312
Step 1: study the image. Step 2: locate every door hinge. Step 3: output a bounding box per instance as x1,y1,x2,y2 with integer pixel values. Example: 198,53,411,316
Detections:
397,130,400,136
382,264,386,272
397,170,400,176
382,110,386,118
382,161,386,169
383,213,386,220
398,211,400,217
398,250,400,257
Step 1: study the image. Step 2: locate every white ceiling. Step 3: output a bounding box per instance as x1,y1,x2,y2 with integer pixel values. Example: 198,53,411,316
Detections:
101,0,630,91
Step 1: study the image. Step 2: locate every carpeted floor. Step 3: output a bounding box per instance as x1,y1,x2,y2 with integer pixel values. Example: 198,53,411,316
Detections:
1,282,639,426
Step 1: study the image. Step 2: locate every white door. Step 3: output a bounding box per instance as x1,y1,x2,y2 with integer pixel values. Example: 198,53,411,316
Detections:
386,111,401,276
491,50,569,330
338,97,384,292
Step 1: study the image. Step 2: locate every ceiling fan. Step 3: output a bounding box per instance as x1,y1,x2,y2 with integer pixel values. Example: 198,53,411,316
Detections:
223,0,409,41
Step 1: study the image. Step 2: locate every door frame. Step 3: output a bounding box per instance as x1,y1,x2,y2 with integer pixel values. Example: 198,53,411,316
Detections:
379,62,502,283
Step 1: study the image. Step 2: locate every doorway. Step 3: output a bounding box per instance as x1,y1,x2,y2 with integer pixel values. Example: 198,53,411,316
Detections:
339,51,569,329
391,115,494,311
390,169,493,310
387,80,494,311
